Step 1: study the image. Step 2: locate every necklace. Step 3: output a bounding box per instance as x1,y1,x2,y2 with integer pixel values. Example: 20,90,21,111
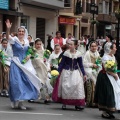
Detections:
20,40,25,45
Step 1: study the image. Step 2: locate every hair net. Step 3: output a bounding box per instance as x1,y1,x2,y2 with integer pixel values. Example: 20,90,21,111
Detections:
104,42,112,54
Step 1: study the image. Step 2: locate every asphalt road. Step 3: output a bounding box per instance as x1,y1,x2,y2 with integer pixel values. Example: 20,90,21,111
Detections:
0,97,119,120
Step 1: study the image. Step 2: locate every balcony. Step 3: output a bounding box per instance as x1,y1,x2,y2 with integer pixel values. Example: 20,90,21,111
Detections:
20,0,64,10
97,14,117,23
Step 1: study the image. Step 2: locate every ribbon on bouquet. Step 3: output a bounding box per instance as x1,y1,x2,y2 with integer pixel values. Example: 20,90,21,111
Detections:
115,70,120,73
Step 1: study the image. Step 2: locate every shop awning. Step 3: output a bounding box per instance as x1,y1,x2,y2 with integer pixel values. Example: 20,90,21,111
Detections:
0,9,23,16
58,17,76,25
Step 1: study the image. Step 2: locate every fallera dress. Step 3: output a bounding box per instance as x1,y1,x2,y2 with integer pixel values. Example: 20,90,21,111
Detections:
9,36,42,102
83,50,101,106
52,50,85,106
94,54,120,112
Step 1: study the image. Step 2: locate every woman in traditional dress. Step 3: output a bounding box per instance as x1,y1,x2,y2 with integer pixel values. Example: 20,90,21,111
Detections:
52,40,86,110
48,44,61,70
83,41,101,107
6,19,42,110
94,42,120,119
0,38,13,96
100,35,113,57
32,38,53,103
77,37,86,56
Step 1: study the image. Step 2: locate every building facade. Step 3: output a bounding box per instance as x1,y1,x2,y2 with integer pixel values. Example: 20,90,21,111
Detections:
97,0,118,38
0,0,64,46
59,0,98,39
59,0,118,39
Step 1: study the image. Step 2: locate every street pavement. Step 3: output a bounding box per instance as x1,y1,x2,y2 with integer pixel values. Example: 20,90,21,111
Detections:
0,97,119,120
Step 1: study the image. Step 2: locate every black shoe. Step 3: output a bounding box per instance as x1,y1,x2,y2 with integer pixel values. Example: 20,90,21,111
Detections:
28,100,34,103
106,112,115,119
44,100,50,104
75,106,84,111
101,114,111,119
62,105,66,110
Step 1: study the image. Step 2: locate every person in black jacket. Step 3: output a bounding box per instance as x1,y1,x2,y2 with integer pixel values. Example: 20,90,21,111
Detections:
46,35,53,52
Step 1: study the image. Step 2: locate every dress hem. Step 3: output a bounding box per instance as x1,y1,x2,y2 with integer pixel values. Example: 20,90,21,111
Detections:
57,97,85,106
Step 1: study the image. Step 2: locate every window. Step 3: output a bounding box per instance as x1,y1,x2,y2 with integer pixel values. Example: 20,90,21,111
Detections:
91,0,95,3
86,0,90,13
105,2,109,14
109,1,112,14
21,16,29,30
98,3,102,13
64,0,71,7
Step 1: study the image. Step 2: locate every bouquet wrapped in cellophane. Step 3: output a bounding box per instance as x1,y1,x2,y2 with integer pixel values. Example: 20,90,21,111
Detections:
105,60,118,73
51,58,59,68
0,50,7,66
80,41,86,47
92,57,102,72
0,50,9,71
43,49,51,59
22,47,38,64
50,70,59,87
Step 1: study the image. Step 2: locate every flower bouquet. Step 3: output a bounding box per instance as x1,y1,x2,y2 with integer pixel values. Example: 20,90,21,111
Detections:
95,57,102,67
105,60,118,73
43,49,51,59
0,50,8,66
50,70,59,87
80,41,86,47
51,58,59,69
115,9,120,19
0,50,8,71
92,57,102,73
22,47,38,64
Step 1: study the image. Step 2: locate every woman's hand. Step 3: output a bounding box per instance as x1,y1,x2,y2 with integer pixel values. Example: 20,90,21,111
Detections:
114,74,118,81
93,64,98,69
5,19,12,29
25,55,31,61
83,75,87,82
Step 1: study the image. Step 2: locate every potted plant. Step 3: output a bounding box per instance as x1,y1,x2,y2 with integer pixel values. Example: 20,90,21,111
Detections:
90,19,99,25
115,9,120,19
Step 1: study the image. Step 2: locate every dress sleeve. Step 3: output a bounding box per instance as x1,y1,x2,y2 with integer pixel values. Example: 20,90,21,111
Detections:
77,57,86,76
8,35,17,44
83,52,93,68
58,55,66,73
102,55,109,64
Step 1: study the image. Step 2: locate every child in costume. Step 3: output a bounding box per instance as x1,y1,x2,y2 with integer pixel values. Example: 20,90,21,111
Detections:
32,38,53,103
52,40,86,110
0,38,13,96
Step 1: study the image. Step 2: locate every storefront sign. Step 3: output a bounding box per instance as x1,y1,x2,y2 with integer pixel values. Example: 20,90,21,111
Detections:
0,0,9,10
59,17,76,25
105,25,112,30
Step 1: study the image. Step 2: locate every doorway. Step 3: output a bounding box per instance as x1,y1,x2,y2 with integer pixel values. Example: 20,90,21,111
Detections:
36,18,45,44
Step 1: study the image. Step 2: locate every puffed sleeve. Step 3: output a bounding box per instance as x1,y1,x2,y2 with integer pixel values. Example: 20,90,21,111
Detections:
83,51,93,68
8,35,18,44
58,55,66,73
77,57,86,76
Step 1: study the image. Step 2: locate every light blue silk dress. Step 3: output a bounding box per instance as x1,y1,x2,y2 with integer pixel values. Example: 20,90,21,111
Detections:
9,36,42,102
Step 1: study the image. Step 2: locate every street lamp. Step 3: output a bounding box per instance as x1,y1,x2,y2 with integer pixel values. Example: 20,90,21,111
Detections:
90,2,98,38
